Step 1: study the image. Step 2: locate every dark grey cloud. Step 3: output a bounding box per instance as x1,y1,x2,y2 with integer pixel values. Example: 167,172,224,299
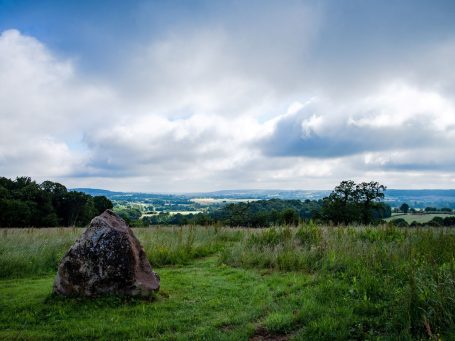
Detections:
260,107,446,158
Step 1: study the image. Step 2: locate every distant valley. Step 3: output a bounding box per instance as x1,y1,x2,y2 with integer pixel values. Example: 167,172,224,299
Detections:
74,188,455,212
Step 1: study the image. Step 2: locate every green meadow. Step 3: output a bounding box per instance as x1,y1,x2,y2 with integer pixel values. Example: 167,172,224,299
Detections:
2,225,455,340
386,213,455,224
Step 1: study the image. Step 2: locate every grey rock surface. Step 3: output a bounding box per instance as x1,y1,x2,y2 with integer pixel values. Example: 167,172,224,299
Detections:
53,210,159,297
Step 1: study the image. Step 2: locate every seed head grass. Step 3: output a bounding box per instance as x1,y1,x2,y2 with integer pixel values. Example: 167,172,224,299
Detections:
2,225,455,339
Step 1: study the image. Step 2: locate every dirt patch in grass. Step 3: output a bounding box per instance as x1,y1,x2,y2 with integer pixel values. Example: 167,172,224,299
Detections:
249,325,290,341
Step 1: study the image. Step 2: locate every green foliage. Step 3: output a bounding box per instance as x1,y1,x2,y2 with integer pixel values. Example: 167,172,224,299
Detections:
428,216,445,227
321,180,389,225
0,227,240,278
444,216,455,226
0,176,113,227
143,212,215,226
114,207,142,225
280,208,299,225
140,199,322,227
295,222,323,247
400,202,410,213
221,225,455,338
221,226,324,273
212,199,322,227
2,226,455,339
389,217,409,227
0,228,79,278
93,195,113,214
407,260,455,337
0,258,270,340
247,227,293,249
357,226,405,243
386,212,455,225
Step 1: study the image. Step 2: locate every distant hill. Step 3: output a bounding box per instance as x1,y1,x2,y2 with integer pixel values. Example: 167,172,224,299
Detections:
72,188,123,196
184,189,331,200
384,189,455,208
73,188,455,208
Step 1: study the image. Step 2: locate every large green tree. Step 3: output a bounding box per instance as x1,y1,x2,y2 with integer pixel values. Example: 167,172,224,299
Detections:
0,176,113,227
321,180,388,225
357,181,386,224
93,195,114,214
400,203,410,214
321,180,360,224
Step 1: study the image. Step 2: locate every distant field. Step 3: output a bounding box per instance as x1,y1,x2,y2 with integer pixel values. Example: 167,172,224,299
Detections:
141,211,203,218
385,212,455,223
191,198,260,205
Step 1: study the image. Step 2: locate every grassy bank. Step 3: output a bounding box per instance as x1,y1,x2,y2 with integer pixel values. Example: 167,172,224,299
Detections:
1,225,455,339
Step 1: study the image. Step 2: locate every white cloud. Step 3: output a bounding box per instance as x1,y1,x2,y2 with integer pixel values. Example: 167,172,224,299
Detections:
0,29,114,179
261,81,455,159
0,137,84,177
0,7,454,192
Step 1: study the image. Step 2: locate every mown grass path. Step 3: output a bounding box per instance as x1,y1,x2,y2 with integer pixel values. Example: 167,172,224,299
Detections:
1,257,315,340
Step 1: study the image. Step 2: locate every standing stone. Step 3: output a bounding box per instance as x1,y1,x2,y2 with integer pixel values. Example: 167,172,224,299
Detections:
53,210,160,297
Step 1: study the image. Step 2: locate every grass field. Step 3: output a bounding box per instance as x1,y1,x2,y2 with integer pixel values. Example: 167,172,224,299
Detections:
385,213,455,224
2,225,455,339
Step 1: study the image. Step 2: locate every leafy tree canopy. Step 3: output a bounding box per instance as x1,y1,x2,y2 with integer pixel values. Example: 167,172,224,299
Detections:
0,176,113,227
321,180,389,225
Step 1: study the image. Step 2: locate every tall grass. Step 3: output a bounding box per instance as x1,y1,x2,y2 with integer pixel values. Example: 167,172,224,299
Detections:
220,224,455,338
2,225,455,338
135,226,242,267
0,226,242,279
0,228,80,279
220,224,326,272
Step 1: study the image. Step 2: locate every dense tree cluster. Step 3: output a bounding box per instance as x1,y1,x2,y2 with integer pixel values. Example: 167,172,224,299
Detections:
390,216,455,228
115,207,143,225
0,177,113,227
399,203,410,214
395,203,453,214
0,177,395,228
142,211,209,226
212,199,322,227
320,180,391,225
141,199,323,227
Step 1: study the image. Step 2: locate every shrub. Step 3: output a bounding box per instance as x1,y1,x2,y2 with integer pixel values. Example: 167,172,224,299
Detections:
390,218,408,227
247,227,292,249
443,216,455,227
428,217,444,227
295,223,322,248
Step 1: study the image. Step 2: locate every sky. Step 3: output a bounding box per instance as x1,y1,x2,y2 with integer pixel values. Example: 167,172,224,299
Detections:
0,0,455,192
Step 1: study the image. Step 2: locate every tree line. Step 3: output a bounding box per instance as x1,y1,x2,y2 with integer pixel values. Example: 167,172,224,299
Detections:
140,180,391,227
398,203,453,214
0,177,392,227
0,177,113,227
390,216,455,228
142,198,323,227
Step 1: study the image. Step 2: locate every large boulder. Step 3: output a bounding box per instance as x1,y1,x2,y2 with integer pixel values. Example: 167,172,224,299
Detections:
53,210,160,297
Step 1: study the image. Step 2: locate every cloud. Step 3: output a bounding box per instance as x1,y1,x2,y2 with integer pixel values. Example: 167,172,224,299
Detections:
0,136,84,178
1,0,455,191
82,114,262,173
0,29,113,178
260,81,455,159
109,1,321,118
